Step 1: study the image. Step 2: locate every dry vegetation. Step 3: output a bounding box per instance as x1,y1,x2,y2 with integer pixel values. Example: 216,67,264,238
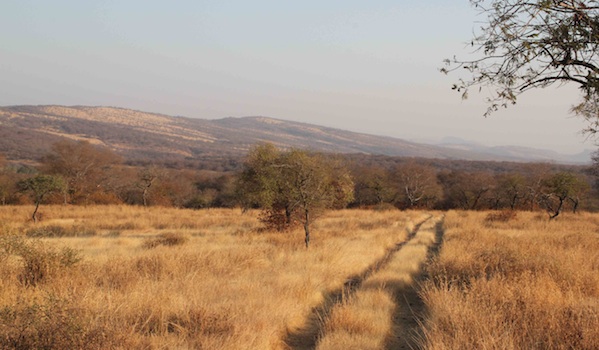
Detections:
0,205,426,349
420,210,599,350
2,206,598,349
316,215,442,350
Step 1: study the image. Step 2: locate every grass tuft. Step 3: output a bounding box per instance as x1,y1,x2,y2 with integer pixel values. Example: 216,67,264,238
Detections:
142,232,190,249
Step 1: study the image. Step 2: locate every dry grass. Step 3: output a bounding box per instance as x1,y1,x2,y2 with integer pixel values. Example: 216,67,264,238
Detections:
0,205,423,349
6,206,596,349
316,215,441,350
420,210,599,350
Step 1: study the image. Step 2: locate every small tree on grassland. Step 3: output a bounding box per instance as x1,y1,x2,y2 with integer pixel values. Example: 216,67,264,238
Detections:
237,144,354,247
17,175,65,223
540,172,589,219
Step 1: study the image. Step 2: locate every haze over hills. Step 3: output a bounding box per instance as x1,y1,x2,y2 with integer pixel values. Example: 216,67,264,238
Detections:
0,105,591,164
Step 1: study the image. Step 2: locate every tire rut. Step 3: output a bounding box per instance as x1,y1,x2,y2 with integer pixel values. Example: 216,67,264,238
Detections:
283,215,434,350
384,216,444,350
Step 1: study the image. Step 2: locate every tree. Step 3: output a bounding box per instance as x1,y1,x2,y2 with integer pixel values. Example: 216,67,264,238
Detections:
279,150,354,247
17,175,65,223
445,1,599,133
494,173,527,210
351,165,394,207
393,162,441,209
237,144,354,247
236,143,284,213
137,167,161,207
540,171,590,218
41,140,121,204
438,170,495,210
0,154,8,205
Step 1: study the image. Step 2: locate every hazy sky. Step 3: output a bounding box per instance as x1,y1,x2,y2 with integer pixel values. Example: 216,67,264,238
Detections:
0,1,593,153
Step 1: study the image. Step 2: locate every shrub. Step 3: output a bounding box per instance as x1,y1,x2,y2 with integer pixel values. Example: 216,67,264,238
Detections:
0,236,82,286
258,208,298,232
26,225,97,238
485,210,518,223
0,295,120,350
142,232,189,249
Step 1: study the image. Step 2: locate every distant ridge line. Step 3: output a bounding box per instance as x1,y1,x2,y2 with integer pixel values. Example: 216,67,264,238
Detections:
0,105,590,164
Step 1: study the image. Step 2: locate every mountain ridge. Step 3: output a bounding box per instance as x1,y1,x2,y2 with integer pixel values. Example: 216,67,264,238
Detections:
0,105,590,164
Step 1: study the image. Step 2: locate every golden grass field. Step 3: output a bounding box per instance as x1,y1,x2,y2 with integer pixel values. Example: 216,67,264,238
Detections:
0,205,433,349
421,210,599,350
0,206,598,349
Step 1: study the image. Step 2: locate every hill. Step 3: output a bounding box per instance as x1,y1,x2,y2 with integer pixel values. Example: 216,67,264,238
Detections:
0,105,588,164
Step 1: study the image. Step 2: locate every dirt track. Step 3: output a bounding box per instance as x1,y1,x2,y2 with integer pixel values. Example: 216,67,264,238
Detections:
284,214,444,350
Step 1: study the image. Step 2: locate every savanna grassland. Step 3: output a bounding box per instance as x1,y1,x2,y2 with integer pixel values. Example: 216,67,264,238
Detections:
0,205,435,349
1,206,598,350
421,210,599,350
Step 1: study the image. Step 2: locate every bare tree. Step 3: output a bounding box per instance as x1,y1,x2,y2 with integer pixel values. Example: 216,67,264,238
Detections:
393,162,441,209
140,170,157,207
438,170,495,210
41,140,121,204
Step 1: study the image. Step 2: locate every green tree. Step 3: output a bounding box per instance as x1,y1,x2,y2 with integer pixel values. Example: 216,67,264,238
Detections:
445,1,599,133
237,144,354,247
236,143,284,212
540,172,590,219
494,173,527,210
18,175,65,223
279,150,354,247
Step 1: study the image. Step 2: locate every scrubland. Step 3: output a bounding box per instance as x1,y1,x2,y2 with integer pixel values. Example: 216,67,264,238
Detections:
0,205,427,349
2,206,598,350
420,210,599,350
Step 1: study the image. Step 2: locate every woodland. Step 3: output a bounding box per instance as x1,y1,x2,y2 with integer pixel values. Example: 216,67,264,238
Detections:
0,138,596,222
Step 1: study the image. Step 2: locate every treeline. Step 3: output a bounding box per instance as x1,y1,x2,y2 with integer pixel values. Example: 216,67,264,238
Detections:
349,160,594,217
0,140,237,209
0,140,596,217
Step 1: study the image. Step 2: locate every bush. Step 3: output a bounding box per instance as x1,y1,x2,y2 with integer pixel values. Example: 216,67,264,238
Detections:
0,295,120,349
0,236,82,286
26,225,97,238
142,232,189,249
258,208,298,232
485,210,518,223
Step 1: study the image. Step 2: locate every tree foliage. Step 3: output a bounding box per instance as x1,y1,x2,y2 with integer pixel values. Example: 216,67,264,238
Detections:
237,144,354,247
540,171,590,218
352,165,395,207
446,0,599,132
17,175,65,222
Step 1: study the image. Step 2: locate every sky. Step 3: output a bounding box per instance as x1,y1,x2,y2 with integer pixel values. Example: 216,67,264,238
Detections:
0,1,593,154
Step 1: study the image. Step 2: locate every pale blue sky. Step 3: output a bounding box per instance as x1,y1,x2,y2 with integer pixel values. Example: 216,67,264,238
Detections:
0,1,591,153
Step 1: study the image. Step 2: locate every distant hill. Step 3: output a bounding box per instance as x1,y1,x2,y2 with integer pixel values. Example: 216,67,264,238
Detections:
0,105,590,164
438,137,592,164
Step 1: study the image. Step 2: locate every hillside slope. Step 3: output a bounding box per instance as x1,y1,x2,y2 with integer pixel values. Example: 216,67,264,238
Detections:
0,105,587,163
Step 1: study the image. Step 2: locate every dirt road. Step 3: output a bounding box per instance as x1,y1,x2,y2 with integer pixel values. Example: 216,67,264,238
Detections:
284,214,444,350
